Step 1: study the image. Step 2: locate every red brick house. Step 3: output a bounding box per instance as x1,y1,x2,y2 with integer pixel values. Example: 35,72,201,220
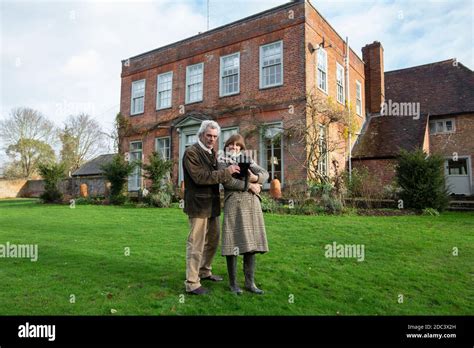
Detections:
119,0,368,192
352,57,474,195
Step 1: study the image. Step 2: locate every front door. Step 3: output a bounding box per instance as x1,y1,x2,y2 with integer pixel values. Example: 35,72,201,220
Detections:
179,128,199,183
445,156,472,195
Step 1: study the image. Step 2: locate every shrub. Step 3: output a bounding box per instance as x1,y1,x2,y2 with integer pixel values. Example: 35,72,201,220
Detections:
100,154,136,205
74,197,104,205
143,181,174,208
382,183,402,200
422,207,440,216
291,198,325,215
344,167,386,208
396,149,449,211
260,193,279,213
142,152,173,194
346,167,383,198
110,194,128,206
308,181,332,198
144,191,172,208
321,193,344,214
38,162,66,203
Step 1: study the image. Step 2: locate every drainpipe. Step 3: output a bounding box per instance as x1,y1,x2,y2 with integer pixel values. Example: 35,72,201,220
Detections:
345,36,352,182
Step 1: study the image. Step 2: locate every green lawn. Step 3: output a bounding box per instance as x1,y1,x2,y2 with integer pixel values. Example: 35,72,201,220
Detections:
0,198,472,315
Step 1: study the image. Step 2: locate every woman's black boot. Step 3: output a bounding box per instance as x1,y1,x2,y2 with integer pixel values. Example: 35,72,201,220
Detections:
226,255,243,295
243,253,264,294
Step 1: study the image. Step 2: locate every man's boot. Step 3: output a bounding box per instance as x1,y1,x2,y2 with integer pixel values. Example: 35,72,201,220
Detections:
243,253,264,294
226,256,243,294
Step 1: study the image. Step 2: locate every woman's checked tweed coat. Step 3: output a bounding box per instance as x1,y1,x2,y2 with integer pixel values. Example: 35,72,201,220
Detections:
218,155,269,256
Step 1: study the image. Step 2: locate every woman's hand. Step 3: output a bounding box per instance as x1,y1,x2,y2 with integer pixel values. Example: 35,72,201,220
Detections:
248,183,261,195
248,170,259,183
226,164,240,175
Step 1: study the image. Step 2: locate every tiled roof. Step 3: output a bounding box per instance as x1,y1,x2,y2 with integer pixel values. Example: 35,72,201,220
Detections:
72,154,115,177
352,59,473,160
385,59,474,116
352,115,428,159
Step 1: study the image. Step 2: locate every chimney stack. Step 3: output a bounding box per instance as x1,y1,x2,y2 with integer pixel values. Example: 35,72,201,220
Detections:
362,41,385,114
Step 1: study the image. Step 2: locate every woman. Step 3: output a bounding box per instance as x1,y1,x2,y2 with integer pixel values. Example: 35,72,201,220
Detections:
218,134,269,295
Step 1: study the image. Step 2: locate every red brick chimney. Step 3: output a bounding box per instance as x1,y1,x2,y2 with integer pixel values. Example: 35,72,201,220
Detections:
362,41,385,114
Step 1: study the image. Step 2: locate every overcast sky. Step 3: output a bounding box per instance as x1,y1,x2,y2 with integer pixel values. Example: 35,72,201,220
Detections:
1,0,472,165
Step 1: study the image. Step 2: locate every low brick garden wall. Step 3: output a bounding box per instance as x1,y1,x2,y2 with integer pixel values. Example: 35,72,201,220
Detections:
0,176,108,199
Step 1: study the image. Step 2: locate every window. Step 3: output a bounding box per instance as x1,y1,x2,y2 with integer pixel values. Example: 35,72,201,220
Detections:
445,120,453,131
260,41,283,89
129,141,142,152
186,63,204,104
317,125,328,176
429,119,455,134
317,48,328,93
219,127,239,151
356,81,362,116
220,53,240,96
447,158,468,175
131,80,145,115
261,124,283,187
156,72,173,110
429,122,435,134
128,141,143,191
336,63,345,104
155,137,170,161
185,134,197,148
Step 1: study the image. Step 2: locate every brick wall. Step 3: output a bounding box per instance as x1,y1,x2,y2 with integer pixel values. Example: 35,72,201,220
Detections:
0,179,29,198
362,41,384,114
119,0,370,191
120,1,308,189
352,158,398,187
0,177,108,199
120,1,306,125
304,1,366,176
430,113,474,192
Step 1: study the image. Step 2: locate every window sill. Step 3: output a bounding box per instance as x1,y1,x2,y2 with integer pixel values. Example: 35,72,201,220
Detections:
130,112,144,117
430,131,456,135
259,83,283,90
185,100,203,105
156,106,172,111
219,92,240,98
317,87,328,95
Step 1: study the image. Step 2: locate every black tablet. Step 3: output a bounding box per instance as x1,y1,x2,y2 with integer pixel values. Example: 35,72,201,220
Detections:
232,162,250,179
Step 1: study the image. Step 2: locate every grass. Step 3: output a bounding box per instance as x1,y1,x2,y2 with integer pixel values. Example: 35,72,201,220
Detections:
0,198,472,316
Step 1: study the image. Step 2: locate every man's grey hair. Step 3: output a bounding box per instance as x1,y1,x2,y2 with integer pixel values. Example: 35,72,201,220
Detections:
198,120,221,137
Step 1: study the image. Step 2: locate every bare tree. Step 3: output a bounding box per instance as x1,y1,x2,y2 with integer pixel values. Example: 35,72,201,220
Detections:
59,113,108,174
101,113,122,155
284,91,357,184
0,107,56,178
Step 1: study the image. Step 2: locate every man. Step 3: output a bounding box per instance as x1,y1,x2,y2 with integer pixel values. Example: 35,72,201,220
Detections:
182,120,240,295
